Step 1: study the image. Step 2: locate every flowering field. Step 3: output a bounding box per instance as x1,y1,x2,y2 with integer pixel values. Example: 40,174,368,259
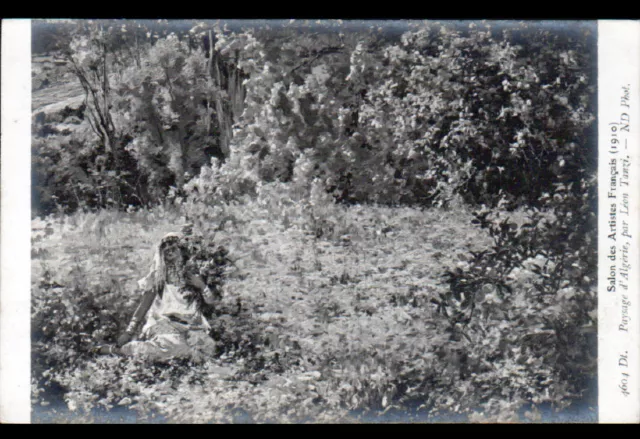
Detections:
31,187,596,423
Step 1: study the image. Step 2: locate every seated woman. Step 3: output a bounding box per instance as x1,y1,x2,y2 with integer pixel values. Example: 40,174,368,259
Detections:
98,231,218,363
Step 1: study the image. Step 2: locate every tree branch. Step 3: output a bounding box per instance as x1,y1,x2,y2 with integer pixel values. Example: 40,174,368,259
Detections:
290,46,343,73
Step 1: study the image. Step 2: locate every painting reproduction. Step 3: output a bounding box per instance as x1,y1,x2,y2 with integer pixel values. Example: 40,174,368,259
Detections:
25,19,600,423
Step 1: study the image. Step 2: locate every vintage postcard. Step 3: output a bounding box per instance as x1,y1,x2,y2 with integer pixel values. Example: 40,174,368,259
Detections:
1,19,638,423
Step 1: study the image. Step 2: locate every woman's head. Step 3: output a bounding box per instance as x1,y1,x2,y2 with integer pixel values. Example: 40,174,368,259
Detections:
163,242,183,264
152,233,187,291
160,235,185,266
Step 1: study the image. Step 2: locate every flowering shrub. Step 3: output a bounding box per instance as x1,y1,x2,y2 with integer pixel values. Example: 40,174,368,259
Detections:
181,22,595,212
181,233,232,316
439,204,596,418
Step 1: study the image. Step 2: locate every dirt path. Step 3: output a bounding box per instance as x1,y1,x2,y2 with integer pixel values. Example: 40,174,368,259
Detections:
32,80,84,116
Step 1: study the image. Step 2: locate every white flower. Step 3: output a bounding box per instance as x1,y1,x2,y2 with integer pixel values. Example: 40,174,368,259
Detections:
67,399,77,411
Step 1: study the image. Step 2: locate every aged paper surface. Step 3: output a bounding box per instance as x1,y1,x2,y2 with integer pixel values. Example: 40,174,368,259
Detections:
1,19,639,423
1,19,32,423
598,20,640,423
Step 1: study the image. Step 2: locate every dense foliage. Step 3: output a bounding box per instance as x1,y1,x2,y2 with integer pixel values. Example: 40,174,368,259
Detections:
31,20,597,423
33,21,595,212
182,234,231,317
186,22,595,209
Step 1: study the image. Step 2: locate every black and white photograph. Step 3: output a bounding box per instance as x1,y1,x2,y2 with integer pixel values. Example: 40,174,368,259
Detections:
2,18,638,423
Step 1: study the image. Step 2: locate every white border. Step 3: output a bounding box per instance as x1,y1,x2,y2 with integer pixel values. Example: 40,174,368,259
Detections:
598,20,640,423
0,19,32,423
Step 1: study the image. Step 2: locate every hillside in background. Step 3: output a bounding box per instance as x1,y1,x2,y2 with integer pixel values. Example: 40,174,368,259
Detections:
32,57,83,116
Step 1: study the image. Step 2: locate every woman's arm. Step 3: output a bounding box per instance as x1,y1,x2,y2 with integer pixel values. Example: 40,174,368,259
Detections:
126,289,156,335
117,288,156,346
187,274,216,305
202,286,217,305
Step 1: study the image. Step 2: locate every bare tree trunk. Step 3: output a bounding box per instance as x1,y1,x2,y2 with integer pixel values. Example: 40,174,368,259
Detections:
213,56,232,157
205,35,247,159
206,30,214,135
68,49,121,175
134,28,141,68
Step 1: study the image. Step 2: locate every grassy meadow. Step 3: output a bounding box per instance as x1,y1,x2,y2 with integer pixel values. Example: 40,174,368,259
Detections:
32,191,512,423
